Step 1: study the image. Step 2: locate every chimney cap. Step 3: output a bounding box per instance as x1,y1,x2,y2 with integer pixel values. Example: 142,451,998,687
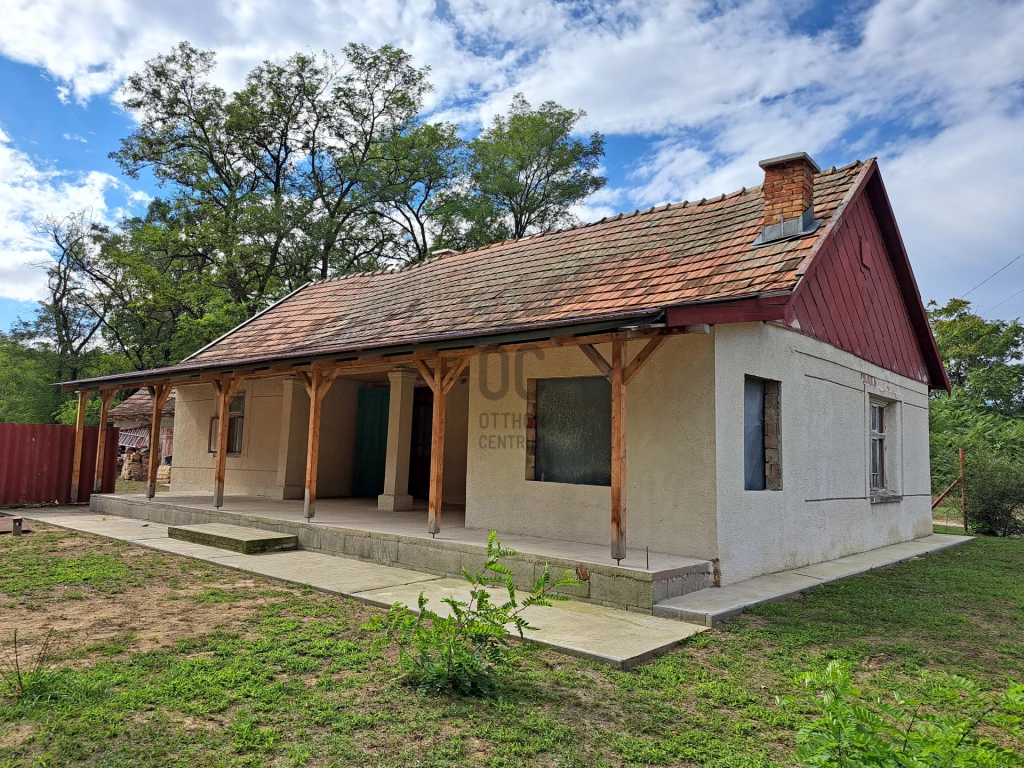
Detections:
758,152,820,173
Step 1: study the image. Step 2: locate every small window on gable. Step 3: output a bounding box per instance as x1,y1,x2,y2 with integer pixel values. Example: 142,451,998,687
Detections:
527,377,611,486
744,377,782,491
869,401,886,491
209,392,245,455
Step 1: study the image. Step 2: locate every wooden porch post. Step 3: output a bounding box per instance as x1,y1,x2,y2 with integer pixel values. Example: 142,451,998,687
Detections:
427,357,447,536
297,368,341,519
211,377,244,508
610,340,626,562
146,383,172,500
580,334,666,563
69,390,90,504
416,355,470,536
93,389,115,492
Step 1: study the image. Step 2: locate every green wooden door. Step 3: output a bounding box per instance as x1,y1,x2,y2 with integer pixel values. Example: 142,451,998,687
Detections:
352,388,390,498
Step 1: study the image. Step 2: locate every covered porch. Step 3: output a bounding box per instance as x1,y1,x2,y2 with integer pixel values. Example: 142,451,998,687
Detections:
90,491,714,612
64,321,711,565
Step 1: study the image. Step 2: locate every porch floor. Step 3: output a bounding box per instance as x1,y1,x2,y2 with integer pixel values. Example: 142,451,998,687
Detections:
107,492,705,573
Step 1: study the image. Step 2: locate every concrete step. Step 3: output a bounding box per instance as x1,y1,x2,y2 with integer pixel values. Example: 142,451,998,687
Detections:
168,523,297,554
654,533,974,627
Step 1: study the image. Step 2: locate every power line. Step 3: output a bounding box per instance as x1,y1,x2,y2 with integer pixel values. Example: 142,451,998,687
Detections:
980,286,1024,317
960,250,1024,299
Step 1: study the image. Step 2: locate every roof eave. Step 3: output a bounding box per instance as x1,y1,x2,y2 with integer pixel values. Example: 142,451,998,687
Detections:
57,308,665,393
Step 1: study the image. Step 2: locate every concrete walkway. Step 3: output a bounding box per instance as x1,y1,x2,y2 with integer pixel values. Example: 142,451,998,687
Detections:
12,509,706,669
654,533,973,626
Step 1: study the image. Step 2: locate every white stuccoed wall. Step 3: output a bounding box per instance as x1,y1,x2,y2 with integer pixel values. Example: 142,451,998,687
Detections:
713,322,933,585
465,333,720,561
170,376,469,503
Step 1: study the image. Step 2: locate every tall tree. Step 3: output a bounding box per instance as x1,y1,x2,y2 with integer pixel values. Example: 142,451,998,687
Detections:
453,94,606,248
928,298,1024,416
928,298,1024,488
11,214,107,383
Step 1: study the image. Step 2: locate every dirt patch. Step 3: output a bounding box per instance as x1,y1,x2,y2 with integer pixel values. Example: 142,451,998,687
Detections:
0,722,35,750
0,522,299,660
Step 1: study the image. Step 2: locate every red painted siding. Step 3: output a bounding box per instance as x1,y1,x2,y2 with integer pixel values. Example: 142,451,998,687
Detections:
0,423,119,506
667,296,788,325
786,192,930,384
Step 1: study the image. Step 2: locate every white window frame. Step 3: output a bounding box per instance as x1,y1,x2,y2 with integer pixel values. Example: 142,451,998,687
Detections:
869,400,887,492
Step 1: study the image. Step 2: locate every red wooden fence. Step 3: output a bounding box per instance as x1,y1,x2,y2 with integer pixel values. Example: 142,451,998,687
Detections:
0,423,119,506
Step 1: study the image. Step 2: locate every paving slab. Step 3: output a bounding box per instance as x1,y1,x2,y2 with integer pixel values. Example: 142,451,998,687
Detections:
655,533,974,627
168,522,297,554
356,578,705,669
13,509,706,667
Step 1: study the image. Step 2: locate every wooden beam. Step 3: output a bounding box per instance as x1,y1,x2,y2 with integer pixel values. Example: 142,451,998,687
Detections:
579,344,612,380
623,335,666,386
303,367,340,519
93,389,115,492
610,340,626,562
211,377,243,507
415,359,436,391
146,383,172,500
69,390,90,504
427,356,448,535
441,355,471,395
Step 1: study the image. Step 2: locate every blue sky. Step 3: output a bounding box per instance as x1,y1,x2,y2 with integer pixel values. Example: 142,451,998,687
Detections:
1,0,1023,333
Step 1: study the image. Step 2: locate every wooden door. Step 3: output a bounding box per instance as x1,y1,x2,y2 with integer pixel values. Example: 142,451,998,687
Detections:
352,387,390,498
408,386,433,500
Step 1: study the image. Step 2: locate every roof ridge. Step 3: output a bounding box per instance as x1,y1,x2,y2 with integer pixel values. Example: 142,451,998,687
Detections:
301,157,870,288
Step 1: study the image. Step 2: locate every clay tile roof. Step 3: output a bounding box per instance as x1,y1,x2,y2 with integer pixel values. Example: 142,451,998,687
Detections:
109,388,176,422
185,161,870,365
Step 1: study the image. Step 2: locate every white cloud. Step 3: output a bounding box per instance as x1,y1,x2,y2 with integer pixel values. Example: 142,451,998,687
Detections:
0,128,121,301
881,111,1024,309
62,132,87,142
55,86,70,104
0,0,1022,315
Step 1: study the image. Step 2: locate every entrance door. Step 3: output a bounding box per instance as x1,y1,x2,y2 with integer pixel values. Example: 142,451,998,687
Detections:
352,387,390,498
408,386,433,500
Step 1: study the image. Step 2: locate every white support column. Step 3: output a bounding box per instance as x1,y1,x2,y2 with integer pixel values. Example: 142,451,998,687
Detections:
378,368,418,511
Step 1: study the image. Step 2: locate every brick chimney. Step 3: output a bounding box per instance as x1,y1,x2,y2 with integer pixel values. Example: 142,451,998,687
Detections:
755,152,821,246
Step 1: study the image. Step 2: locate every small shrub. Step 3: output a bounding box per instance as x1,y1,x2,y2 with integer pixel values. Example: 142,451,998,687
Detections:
781,660,1024,767
387,531,579,696
0,628,69,704
966,452,1024,537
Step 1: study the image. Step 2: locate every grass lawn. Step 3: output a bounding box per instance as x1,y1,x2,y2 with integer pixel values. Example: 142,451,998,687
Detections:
1,524,1022,767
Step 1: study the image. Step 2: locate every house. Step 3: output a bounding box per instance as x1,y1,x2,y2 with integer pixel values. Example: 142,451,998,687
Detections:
59,153,948,604
109,388,176,464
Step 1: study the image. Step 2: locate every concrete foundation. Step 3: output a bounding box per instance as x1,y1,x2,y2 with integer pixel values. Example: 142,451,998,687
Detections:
91,493,713,613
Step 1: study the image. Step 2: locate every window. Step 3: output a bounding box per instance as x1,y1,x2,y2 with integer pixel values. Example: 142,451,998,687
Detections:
528,377,611,486
209,393,245,455
869,401,886,491
744,377,781,491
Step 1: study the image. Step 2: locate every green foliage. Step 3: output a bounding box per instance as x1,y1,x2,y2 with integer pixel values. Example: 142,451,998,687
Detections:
0,333,61,423
2,43,608,401
784,660,1024,767
387,531,579,695
929,299,1024,417
964,452,1024,537
928,299,1024,510
453,93,607,248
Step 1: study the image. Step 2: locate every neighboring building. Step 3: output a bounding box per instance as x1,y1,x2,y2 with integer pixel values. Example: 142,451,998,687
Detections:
61,153,948,587
109,388,175,464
